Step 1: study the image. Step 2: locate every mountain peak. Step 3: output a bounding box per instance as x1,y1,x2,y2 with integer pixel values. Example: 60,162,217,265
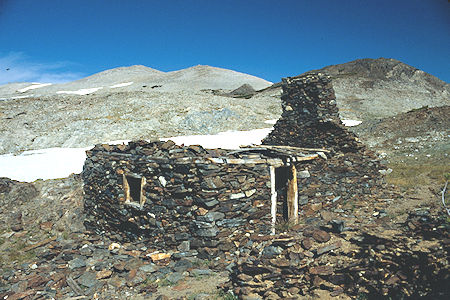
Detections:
89,65,164,76
315,58,448,90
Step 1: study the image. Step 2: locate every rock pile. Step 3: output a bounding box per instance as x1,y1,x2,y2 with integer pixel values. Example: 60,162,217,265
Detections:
78,72,449,299
0,231,227,299
228,213,449,299
226,84,256,98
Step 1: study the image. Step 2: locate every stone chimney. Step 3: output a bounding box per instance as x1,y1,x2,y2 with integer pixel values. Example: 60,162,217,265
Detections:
262,73,363,153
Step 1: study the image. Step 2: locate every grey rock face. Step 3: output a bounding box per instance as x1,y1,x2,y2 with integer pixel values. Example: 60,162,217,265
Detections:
166,272,184,284
196,227,219,237
196,211,225,222
68,257,86,269
77,272,98,288
0,65,275,155
139,263,158,273
262,246,283,258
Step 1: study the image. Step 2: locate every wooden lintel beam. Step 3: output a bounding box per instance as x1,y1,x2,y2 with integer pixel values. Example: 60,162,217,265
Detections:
241,144,331,153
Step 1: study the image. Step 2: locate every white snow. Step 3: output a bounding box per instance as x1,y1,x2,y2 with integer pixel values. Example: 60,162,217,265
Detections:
0,128,274,182
56,87,103,95
264,119,278,125
0,147,89,182
161,128,273,149
342,119,362,127
110,82,133,88
0,95,34,101
17,83,52,93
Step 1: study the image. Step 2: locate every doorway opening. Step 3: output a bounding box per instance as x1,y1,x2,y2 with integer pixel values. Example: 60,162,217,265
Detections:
270,164,298,234
275,166,291,221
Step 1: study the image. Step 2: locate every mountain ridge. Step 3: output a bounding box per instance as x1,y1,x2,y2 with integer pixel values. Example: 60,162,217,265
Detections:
305,58,450,121
0,64,272,98
0,58,448,155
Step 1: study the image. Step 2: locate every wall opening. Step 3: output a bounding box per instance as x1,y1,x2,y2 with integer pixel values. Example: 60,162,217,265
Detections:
275,166,291,221
271,164,298,233
123,174,146,206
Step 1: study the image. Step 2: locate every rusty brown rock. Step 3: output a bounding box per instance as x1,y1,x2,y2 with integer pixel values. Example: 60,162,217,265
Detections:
330,287,344,296
149,252,171,262
10,212,23,232
302,237,313,250
39,221,53,231
385,275,400,285
313,275,324,286
312,230,331,243
27,275,47,289
269,258,290,268
96,270,113,280
310,203,323,212
309,265,334,275
8,290,35,300
288,286,300,295
237,273,253,282
302,227,315,237
113,261,126,272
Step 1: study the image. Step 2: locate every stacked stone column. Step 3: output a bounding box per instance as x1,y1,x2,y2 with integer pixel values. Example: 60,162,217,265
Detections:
263,73,363,153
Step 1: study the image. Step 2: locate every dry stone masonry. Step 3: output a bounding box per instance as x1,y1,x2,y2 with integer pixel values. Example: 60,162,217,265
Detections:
262,73,388,218
262,73,362,153
83,140,320,255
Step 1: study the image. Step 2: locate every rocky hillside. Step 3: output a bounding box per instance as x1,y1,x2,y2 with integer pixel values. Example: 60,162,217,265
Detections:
0,65,272,98
352,105,449,158
0,58,448,155
0,65,276,154
314,58,450,121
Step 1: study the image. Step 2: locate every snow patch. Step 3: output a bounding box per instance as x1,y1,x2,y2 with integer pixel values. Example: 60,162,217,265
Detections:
56,87,103,95
17,83,52,93
110,82,133,88
0,95,35,101
105,139,131,145
0,147,89,182
161,128,273,149
342,119,362,127
264,119,278,125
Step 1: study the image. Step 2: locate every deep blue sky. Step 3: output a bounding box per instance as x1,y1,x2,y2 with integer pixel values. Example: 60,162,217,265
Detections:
0,0,449,84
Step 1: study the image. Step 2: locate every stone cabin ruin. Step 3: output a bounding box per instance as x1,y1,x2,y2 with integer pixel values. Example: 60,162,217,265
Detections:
83,141,326,249
83,72,371,252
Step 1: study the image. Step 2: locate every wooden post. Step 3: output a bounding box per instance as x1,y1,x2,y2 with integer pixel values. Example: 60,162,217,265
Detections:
286,164,298,224
270,166,277,235
140,177,147,208
123,174,130,203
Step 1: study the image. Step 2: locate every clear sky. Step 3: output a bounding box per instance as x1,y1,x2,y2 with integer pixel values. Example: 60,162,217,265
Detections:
0,0,448,84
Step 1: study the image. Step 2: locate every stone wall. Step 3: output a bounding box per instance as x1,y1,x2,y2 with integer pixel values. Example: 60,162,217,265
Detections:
83,140,287,254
